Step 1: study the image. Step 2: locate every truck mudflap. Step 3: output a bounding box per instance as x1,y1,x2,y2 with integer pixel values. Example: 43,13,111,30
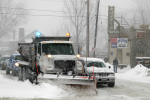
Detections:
38,74,95,85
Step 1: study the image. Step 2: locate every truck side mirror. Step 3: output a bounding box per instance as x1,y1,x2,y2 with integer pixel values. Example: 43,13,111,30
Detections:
109,66,111,69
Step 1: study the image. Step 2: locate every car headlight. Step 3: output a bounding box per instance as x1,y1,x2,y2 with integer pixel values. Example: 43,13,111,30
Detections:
48,54,52,58
15,63,19,67
76,54,80,58
109,73,115,76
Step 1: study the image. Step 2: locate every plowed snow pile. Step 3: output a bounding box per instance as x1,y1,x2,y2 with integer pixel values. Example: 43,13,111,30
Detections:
0,74,96,99
116,64,150,83
125,64,149,77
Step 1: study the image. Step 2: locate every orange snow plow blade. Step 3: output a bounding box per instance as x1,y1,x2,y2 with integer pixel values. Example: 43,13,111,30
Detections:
38,74,95,85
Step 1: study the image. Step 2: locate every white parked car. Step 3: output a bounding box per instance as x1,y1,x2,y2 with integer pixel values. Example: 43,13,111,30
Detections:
77,57,115,87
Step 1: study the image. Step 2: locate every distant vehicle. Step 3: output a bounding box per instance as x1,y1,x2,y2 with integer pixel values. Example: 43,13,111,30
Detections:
6,54,24,76
2,59,9,70
0,55,10,70
135,57,150,69
78,57,115,87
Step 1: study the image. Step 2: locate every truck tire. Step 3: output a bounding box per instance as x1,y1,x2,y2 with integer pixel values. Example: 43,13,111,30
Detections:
6,67,10,74
18,67,22,81
1,66,4,70
108,82,115,87
2,66,6,70
22,68,27,81
12,67,16,76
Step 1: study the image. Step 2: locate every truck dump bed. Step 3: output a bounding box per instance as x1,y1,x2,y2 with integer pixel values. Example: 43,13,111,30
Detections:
18,43,35,62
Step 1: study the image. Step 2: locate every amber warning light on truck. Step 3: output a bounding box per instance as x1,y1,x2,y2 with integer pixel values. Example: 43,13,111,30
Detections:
66,33,70,36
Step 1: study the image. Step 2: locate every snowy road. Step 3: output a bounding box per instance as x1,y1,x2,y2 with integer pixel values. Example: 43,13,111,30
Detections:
0,70,150,100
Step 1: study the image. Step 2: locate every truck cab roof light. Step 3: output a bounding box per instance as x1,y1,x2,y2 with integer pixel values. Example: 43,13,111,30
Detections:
36,31,41,37
66,33,70,37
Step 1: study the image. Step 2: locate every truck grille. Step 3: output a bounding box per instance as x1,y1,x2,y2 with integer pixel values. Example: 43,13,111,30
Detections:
54,60,75,73
98,73,109,77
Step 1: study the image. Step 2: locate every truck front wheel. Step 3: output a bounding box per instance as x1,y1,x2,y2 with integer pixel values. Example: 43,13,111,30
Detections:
18,67,27,81
12,67,16,76
18,67,23,81
108,82,115,87
6,67,10,74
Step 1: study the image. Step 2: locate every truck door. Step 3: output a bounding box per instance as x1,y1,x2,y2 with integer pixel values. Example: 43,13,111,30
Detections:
9,55,13,67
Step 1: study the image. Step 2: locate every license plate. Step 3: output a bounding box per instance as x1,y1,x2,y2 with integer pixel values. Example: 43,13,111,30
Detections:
101,78,107,81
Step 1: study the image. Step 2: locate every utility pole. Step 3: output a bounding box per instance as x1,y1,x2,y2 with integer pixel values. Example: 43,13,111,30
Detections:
114,19,120,63
76,0,79,54
13,29,16,40
86,0,89,57
93,0,100,57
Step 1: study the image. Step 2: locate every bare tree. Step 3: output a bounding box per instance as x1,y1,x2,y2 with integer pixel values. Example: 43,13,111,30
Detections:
0,0,28,39
60,0,97,54
129,0,150,67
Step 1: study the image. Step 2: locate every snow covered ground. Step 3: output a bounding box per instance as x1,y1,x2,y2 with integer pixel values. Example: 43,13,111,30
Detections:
0,63,150,100
116,64,150,83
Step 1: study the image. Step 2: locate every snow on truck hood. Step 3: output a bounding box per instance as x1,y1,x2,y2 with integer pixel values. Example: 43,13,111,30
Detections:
51,55,77,60
87,67,114,73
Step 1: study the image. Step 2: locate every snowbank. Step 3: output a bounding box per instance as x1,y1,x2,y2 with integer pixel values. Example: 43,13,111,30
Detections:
0,74,68,99
0,73,96,99
125,64,149,77
116,64,150,83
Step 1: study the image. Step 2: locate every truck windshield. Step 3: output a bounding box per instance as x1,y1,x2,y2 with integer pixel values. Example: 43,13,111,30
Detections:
15,56,23,61
87,62,106,68
42,43,75,55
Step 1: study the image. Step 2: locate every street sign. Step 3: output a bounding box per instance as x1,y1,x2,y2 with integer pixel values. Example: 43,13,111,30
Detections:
111,38,117,48
108,6,115,34
111,38,128,48
92,47,95,52
117,38,128,48
139,25,149,29
136,31,145,38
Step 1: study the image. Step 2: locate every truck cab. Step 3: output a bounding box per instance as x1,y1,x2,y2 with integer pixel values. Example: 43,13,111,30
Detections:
17,33,81,77
37,41,77,74
16,33,95,86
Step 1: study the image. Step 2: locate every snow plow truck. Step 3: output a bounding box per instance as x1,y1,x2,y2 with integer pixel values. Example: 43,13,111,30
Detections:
15,33,96,87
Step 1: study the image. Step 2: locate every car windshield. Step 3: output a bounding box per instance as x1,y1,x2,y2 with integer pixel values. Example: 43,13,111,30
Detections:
15,56,23,60
87,62,106,68
42,43,75,55
1,57,9,60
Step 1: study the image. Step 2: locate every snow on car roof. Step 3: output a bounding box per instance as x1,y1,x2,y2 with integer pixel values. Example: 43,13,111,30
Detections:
12,54,20,56
79,57,104,62
136,57,150,59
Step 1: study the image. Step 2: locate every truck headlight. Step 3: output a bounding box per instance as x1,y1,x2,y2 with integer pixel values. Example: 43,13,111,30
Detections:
15,63,19,67
67,71,73,76
95,74,99,76
76,54,80,58
48,54,52,58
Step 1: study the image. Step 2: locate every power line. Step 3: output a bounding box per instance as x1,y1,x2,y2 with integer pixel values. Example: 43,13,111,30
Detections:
35,0,70,2
0,7,71,13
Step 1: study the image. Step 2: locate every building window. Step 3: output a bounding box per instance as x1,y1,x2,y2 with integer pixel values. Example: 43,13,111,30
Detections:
126,53,130,56
111,52,113,55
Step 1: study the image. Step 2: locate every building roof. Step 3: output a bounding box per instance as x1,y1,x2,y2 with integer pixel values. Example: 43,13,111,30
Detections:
19,30,45,43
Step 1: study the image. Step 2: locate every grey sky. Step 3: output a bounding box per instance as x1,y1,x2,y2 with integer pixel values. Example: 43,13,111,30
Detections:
17,0,135,36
